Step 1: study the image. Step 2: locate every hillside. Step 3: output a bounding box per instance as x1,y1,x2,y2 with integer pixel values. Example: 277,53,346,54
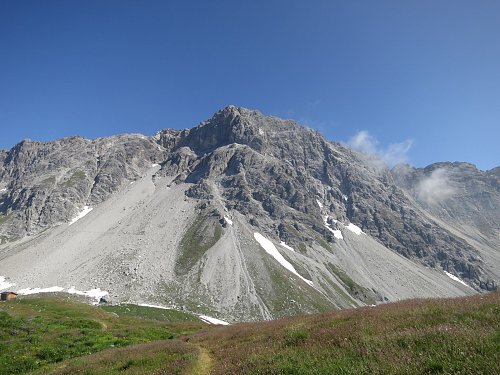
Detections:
0,293,498,374
0,106,498,321
0,295,206,375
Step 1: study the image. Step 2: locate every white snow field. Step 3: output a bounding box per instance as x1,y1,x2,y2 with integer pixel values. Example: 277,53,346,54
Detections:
254,232,314,287
0,276,14,291
345,223,363,235
69,206,93,225
67,287,109,303
280,241,295,252
199,315,230,325
323,216,343,240
444,271,471,288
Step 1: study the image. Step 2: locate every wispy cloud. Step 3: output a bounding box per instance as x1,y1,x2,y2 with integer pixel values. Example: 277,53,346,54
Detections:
347,130,413,168
416,168,455,205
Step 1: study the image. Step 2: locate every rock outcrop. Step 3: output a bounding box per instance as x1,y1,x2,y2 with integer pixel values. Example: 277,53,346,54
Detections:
0,106,497,321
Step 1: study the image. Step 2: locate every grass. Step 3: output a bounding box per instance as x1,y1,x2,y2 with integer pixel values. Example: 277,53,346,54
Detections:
40,340,199,375
325,262,358,291
40,176,56,187
325,262,376,304
62,171,86,188
297,243,307,253
316,236,331,251
0,296,206,375
0,213,12,225
100,304,202,323
263,260,336,317
0,292,498,374
193,292,500,374
176,215,222,274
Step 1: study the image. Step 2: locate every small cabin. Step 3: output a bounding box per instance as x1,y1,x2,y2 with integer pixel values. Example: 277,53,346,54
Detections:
1,291,18,301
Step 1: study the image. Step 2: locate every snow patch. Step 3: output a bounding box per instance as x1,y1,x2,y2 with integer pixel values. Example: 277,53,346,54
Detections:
331,229,343,240
152,163,160,167
325,225,343,240
316,199,323,209
0,276,14,291
258,128,264,136
138,303,172,310
254,232,314,287
0,188,7,193
137,304,228,325
69,206,93,225
323,216,343,240
280,241,295,252
342,194,348,202
444,271,470,287
199,315,229,325
67,287,109,303
10,284,108,304
224,216,233,226
345,223,363,235
17,286,64,295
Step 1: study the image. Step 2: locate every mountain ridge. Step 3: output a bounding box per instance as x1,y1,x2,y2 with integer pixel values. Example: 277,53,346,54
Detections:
0,106,497,321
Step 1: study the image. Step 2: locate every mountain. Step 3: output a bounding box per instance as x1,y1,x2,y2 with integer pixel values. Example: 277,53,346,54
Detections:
392,162,500,291
0,106,497,321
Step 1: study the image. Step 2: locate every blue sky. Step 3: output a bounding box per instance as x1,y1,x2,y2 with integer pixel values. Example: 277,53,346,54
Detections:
1,1,499,170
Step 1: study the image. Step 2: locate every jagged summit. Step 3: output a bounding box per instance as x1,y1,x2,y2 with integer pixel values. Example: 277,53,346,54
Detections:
0,107,498,321
173,106,307,155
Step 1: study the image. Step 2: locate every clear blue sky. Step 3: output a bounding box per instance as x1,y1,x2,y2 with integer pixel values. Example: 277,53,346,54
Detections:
1,1,499,169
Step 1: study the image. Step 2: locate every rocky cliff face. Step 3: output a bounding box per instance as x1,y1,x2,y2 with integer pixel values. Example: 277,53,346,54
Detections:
157,107,495,290
0,135,166,240
0,106,497,321
392,162,500,290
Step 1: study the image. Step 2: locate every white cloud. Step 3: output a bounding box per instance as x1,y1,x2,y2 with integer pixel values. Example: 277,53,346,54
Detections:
347,131,413,168
348,131,378,154
416,168,455,205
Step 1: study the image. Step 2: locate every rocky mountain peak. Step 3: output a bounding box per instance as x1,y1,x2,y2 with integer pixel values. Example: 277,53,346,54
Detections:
175,106,268,155
0,107,498,322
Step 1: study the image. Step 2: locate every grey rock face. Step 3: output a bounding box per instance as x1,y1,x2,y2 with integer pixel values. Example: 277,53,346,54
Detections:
153,107,495,291
0,135,165,239
392,162,500,290
392,162,500,238
0,106,497,321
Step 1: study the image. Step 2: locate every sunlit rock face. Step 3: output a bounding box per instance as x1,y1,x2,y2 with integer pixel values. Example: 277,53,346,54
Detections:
0,107,497,321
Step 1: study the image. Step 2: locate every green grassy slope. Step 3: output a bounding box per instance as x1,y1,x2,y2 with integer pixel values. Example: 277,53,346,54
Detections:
193,293,500,375
0,293,498,374
0,296,207,375
100,304,202,323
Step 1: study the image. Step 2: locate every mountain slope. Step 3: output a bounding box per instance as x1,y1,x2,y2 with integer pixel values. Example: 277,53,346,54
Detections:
0,134,166,240
0,106,497,321
392,162,500,290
